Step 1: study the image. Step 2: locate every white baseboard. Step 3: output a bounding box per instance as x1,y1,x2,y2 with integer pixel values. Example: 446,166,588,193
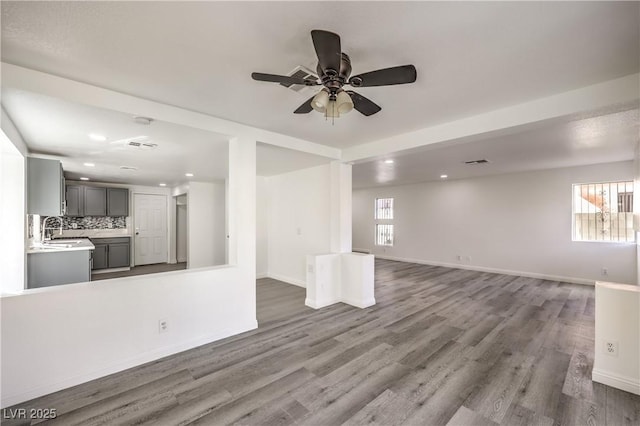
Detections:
266,273,306,288
256,272,268,279
375,255,595,286
305,297,340,309
592,368,640,395
1,320,258,408
342,297,376,309
352,248,371,254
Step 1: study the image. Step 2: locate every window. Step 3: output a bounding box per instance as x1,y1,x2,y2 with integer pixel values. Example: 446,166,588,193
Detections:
375,198,394,220
374,198,394,246
376,224,394,246
573,181,634,242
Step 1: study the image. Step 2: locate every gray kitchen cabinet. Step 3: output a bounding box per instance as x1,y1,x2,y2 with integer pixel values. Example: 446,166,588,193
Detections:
27,157,65,216
65,184,84,216
108,242,130,268
92,244,108,269
91,237,130,270
65,185,129,217
107,188,129,216
84,187,107,216
28,250,91,288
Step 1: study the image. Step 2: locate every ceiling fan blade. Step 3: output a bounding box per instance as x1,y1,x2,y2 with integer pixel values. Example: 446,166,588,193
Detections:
294,96,315,114
349,65,417,87
251,72,317,86
311,30,341,73
347,91,382,116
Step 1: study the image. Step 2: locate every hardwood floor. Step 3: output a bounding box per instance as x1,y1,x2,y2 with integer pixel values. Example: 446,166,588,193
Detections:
4,259,639,425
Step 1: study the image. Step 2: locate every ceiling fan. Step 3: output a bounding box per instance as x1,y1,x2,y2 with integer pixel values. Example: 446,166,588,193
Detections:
251,30,417,119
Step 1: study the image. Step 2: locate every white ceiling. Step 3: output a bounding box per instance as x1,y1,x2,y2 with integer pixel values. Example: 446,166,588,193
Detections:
1,89,331,186
353,108,640,188
2,1,638,149
1,2,638,189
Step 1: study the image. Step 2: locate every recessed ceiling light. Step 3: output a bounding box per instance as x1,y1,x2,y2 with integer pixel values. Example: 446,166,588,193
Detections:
185,173,194,177
83,162,95,167
88,133,106,141
440,174,448,179
384,159,394,164
159,183,166,187
80,177,90,181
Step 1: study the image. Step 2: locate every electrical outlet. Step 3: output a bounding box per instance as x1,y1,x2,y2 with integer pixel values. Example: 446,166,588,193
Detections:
159,319,168,334
456,255,462,261
307,264,314,273
601,268,608,276
604,340,618,356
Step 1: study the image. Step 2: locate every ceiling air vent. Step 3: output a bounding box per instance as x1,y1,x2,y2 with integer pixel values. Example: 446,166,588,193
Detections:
119,166,138,171
280,65,319,97
127,141,158,150
464,159,490,164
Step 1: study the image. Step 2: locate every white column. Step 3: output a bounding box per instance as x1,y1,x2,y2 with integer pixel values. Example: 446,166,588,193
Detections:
227,137,256,276
330,161,352,253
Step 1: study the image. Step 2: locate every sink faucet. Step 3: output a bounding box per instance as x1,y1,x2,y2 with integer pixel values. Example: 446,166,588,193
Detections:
41,216,63,241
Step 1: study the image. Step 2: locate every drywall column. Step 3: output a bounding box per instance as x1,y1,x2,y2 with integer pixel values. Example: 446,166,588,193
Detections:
306,253,341,308
341,253,376,308
0,131,25,293
593,282,640,395
330,161,352,253
306,162,375,309
0,108,28,294
228,137,256,275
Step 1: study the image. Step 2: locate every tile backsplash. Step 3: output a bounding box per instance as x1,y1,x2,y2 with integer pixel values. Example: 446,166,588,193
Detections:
62,216,126,230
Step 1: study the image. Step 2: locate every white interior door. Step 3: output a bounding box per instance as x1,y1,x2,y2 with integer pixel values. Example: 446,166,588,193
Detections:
134,194,168,266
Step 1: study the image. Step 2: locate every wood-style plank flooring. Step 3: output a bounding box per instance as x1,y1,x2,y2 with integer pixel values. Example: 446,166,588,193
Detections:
5,259,640,425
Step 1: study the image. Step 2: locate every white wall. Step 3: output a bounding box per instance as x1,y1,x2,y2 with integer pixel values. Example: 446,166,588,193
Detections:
256,176,269,277
0,266,255,407
353,161,636,285
266,164,332,286
188,181,226,268
0,131,26,294
0,108,28,294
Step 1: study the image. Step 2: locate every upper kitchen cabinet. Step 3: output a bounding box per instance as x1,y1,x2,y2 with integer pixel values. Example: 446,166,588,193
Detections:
65,184,84,216
64,184,129,217
27,157,65,216
84,187,107,216
107,188,129,216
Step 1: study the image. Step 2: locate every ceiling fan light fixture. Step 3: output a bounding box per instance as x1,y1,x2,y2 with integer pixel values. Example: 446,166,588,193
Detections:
335,90,354,114
311,89,330,113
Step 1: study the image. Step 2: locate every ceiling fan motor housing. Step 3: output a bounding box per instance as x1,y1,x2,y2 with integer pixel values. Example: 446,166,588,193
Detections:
317,53,352,93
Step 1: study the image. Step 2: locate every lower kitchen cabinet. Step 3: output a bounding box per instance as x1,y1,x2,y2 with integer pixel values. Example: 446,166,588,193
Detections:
91,237,131,270
28,250,91,288
92,244,108,269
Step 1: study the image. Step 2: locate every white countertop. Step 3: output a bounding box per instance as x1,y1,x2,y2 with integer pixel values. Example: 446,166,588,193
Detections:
27,238,95,254
59,229,132,238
